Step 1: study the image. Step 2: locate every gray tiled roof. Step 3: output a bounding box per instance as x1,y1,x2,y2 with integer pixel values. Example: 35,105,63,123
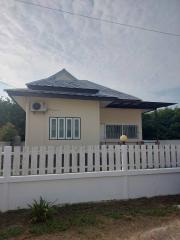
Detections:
27,69,140,101
5,70,175,110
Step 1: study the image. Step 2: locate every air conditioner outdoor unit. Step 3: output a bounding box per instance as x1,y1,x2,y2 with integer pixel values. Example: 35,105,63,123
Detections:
30,102,47,112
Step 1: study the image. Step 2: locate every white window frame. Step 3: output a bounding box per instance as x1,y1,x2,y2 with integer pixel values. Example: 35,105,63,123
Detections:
58,118,65,139
49,117,57,140
66,118,73,139
73,118,80,139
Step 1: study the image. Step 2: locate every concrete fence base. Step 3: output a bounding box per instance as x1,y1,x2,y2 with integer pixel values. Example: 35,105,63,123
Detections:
0,168,180,212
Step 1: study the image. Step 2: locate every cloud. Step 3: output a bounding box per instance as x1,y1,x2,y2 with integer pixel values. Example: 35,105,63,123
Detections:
0,81,13,97
0,0,180,104
154,87,180,106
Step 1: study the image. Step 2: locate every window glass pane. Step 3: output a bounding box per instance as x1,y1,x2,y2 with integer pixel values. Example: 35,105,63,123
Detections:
66,118,72,138
74,118,80,139
123,125,138,139
106,125,122,139
50,118,57,139
58,118,65,139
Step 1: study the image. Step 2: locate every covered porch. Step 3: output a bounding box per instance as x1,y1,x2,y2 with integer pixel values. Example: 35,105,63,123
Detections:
100,99,175,145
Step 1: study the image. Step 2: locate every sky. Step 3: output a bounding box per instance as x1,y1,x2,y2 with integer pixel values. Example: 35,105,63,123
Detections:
0,0,180,104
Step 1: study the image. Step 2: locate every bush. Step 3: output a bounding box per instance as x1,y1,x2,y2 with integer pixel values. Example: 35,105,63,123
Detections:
29,197,55,223
0,122,18,142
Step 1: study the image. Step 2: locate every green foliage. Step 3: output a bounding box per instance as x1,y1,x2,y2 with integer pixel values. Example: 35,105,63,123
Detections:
0,97,25,140
142,107,180,140
0,226,23,240
0,122,18,142
29,197,55,223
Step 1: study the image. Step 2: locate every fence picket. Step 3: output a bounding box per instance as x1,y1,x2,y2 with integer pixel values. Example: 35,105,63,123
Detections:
159,145,165,168
22,147,30,175
3,146,12,178
115,145,121,170
128,145,135,170
13,146,21,176
121,145,128,170
141,145,147,169
101,145,107,171
86,146,93,172
31,146,38,175
70,146,77,173
147,145,153,168
177,145,180,167
62,146,69,173
79,146,85,172
135,145,140,169
47,146,54,174
55,146,63,174
94,145,100,171
171,145,176,167
153,145,159,168
39,146,46,175
165,145,171,167
108,145,114,171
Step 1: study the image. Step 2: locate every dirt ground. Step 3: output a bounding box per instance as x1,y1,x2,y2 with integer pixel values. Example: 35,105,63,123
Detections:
20,218,180,240
0,195,180,240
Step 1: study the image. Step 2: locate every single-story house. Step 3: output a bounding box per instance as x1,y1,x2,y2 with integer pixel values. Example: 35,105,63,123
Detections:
6,69,174,146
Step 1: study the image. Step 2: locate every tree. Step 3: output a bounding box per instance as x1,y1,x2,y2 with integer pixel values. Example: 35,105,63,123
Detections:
0,97,25,140
142,107,180,140
0,122,18,142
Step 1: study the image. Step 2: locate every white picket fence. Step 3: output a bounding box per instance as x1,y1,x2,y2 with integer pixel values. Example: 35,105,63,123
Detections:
0,144,180,212
0,144,180,177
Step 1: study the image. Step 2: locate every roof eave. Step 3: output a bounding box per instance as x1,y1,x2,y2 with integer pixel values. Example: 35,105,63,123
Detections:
5,89,117,102
26,85,99,94
107,100,176,110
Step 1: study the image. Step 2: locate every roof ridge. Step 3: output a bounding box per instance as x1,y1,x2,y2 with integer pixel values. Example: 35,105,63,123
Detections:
58,68,78,81
27,68,78,87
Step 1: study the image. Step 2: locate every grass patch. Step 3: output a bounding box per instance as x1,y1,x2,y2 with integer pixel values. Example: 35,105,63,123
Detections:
0,226,23,240
29,220,69,235
102,205,179,219
29,212,98,235
69,213,97,226
29,197,180,235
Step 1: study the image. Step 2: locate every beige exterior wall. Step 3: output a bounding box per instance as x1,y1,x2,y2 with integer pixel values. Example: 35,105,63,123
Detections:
13,96,143,145
100,108,143,141
14,96,100,146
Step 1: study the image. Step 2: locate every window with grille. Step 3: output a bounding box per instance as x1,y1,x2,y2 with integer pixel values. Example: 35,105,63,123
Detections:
123,125,138,139
106,125,122,139
105,124,138,139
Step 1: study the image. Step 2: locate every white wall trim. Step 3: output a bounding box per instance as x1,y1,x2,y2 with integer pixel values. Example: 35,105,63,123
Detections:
0,168,179,183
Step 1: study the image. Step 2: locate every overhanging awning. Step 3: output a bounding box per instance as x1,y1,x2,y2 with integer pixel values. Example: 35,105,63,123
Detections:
107,100,175,110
